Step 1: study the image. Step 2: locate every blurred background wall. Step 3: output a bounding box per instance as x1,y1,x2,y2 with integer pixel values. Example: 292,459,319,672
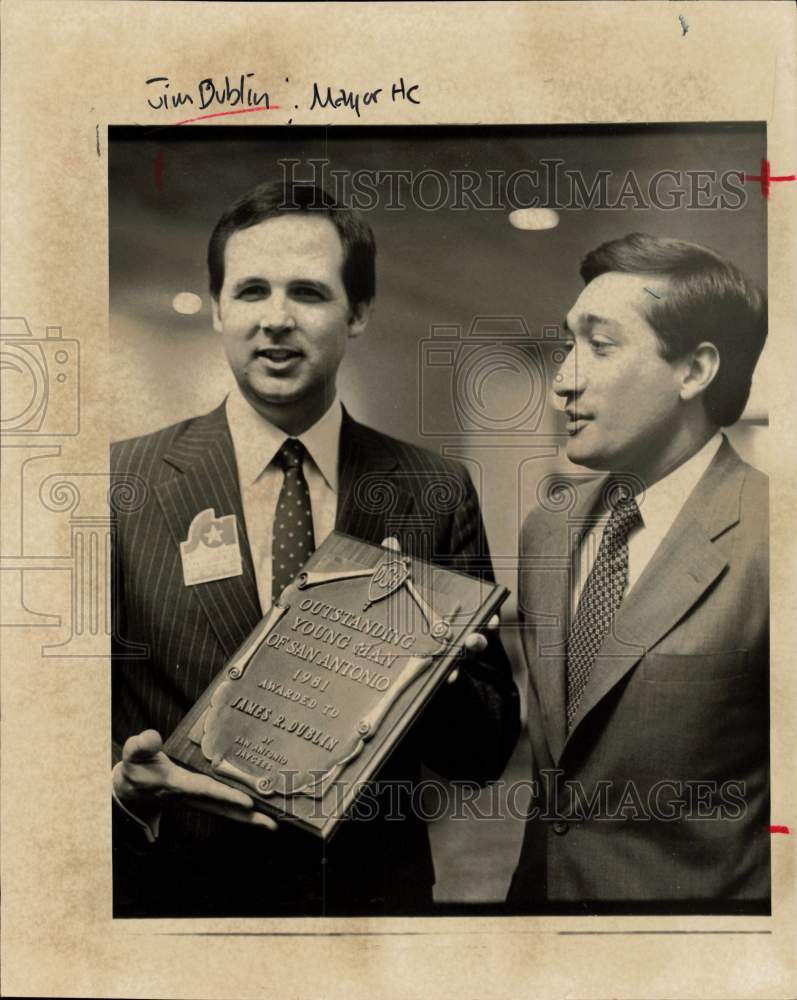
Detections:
109,123,768,905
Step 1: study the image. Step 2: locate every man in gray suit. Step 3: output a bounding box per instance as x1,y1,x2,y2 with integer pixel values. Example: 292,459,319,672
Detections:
508,233,769,913
111,180,519,917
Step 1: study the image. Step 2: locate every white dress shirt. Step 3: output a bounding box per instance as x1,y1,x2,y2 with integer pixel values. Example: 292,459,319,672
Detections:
226,383,342,614
573,433,724,612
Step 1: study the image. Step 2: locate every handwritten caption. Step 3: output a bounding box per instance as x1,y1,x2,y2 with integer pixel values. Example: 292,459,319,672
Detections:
144,73,421,120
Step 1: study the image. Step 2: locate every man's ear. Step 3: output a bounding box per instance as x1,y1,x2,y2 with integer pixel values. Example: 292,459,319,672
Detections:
211,297,222,334
680,341,720,402
347,300,372,339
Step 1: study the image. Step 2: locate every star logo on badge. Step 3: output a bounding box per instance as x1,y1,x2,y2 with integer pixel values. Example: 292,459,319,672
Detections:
204,524,224,546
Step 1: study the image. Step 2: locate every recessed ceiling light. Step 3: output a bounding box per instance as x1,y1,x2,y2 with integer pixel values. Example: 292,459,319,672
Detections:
508,208,560,231
172,292,203,315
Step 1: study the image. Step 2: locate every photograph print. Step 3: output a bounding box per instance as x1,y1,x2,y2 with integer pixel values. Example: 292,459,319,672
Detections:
108,122,769,918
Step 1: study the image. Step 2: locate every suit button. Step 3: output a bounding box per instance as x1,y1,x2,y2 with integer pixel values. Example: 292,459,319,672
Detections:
552,820,569,835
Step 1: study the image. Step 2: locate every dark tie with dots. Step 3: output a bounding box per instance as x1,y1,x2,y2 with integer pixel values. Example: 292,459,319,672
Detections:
565,494,642,729
271,438,315,605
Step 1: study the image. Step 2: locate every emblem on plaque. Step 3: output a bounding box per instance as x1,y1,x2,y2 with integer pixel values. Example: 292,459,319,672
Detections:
364,556,411,610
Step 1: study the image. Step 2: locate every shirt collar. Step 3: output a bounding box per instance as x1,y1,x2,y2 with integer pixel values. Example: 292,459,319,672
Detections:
225,383,342,493
636,431,724,533
298,394,342,493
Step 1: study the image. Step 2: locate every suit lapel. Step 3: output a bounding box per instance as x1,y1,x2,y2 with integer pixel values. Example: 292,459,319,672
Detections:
529,475,604,763
155,402,262,659
563,439,745,751
336,411,414,544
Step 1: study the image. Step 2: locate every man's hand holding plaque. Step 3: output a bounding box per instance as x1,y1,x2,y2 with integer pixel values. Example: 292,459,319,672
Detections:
113,729,278,831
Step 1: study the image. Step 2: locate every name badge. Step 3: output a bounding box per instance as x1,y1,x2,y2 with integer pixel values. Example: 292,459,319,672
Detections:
181,508,243,586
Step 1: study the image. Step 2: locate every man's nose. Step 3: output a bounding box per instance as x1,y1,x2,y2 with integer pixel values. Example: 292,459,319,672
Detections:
258,295,295,334
552,345,584,401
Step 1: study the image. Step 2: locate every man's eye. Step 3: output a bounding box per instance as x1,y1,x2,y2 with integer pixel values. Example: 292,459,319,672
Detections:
237,285,268,300
291,285,326,302
590,339,614,354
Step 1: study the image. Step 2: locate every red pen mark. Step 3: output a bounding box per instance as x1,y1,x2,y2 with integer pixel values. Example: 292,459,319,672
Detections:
154,150,165,192
174,105,279,126
770,825,790,835
744,159,796,199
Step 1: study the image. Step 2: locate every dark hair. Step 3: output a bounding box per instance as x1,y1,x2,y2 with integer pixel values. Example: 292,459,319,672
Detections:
580,232,767,426
207,181,376,312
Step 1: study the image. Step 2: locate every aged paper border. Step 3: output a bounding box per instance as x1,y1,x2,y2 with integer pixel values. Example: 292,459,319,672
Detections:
1,2,795,997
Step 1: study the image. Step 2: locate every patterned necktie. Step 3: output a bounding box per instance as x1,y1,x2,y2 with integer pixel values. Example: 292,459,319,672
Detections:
566,493,642,729
271,438,315,605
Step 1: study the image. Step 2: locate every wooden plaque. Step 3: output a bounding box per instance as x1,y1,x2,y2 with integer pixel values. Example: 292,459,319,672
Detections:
165,531,508,839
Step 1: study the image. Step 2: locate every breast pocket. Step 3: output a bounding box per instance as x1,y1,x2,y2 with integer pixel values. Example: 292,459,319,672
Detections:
634,650,767,778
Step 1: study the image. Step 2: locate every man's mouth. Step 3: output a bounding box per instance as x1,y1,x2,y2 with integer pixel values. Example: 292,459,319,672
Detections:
255,347,304,368
565,409,593,434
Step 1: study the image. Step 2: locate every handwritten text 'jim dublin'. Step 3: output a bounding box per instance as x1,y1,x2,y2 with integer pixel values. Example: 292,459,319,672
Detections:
146,74,270,112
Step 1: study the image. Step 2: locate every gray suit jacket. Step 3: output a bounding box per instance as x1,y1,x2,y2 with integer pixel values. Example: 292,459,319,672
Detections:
507,438,769,913
111,401,520,917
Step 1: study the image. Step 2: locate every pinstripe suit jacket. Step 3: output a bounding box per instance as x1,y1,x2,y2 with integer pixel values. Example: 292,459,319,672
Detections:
111,400,519,917
507,440,769,913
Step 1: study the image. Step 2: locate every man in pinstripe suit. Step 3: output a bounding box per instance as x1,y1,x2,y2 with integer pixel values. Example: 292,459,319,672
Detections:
111,180,520,917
